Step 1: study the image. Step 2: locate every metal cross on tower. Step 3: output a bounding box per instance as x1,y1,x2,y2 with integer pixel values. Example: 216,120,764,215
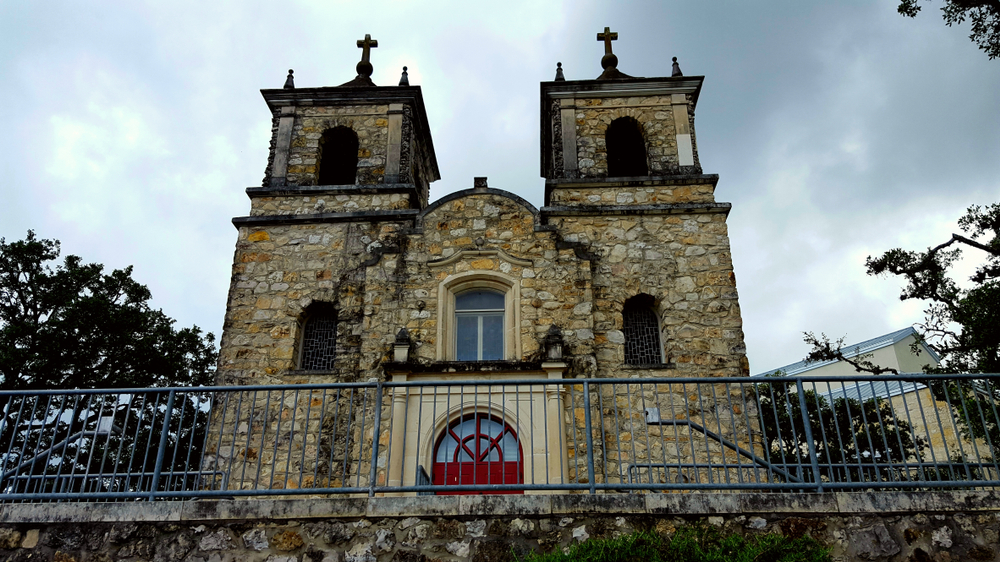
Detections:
597,27,618,55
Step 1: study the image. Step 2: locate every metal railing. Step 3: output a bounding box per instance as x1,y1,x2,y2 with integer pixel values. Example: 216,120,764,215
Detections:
0,373,996,502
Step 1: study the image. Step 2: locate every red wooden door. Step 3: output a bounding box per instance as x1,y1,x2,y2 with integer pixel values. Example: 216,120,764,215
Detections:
432,415,523,495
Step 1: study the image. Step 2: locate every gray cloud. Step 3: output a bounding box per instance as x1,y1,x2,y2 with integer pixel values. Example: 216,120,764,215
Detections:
1,1,997,374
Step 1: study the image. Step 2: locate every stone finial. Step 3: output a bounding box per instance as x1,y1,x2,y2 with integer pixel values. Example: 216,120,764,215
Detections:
398,66,409,86
545,324,564,361
393,328,411,362
671,57,683,77
283,69,295,89
473,177,488,190
555,62,565,81
356,33,378,78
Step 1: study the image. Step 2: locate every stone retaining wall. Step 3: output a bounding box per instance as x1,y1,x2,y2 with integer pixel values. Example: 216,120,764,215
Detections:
1,492,997,562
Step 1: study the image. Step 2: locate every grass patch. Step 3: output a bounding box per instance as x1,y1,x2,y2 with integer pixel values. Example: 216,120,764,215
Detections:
519,525,830,562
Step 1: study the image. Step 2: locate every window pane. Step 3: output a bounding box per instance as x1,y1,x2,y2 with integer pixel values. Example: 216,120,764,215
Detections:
456,290,504,311
481,313,504,360
456,315,479,361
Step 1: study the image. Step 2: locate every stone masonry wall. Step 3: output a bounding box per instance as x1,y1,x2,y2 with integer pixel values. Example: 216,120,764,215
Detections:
574,94,695,178
1,492,997,562
250,194,413,216
547,183,716,206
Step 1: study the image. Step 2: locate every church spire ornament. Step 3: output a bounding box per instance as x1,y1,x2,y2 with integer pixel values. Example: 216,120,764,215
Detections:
339,33,379,87
595,26,633,80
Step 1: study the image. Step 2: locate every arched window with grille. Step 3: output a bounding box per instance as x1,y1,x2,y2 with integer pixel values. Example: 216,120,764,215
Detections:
623,294,664,365
432,413,523,495
606,117,648,177
299,303,337,370
317,127,359,185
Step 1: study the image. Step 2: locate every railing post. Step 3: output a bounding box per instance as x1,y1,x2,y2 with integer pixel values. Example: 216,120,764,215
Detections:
149,390,177,501
794,379,823,493
583,381,596,494
368,383,384,497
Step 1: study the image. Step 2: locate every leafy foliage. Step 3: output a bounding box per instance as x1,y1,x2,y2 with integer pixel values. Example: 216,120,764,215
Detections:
0,231,217,390
898,0,1000,59
755,380,928,484
519,527,830,562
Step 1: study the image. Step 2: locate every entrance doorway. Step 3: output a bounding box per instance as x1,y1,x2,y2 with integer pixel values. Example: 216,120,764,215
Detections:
432,414,523,494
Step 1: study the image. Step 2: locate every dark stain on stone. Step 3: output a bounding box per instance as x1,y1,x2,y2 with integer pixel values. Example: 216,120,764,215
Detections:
904,528,923,544
779,517,827,539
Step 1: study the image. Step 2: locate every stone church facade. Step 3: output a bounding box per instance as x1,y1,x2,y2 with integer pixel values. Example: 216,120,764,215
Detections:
214,36,749,491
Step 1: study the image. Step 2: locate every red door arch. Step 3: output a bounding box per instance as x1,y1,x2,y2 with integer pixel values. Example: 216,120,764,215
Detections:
432,414,523,495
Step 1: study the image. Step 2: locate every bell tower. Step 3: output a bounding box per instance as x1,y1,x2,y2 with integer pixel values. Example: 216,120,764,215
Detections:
259,34,439,208
538,30,748,377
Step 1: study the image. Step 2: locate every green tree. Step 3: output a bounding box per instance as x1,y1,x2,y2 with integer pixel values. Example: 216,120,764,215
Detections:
805,203,1000,473
898,0,1000,59
0,231,218,496
0,231,217,390
755,380,928,484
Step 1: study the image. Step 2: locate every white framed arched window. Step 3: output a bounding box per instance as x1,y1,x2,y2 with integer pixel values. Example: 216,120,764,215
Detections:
436,271,521,361
454,290,505,361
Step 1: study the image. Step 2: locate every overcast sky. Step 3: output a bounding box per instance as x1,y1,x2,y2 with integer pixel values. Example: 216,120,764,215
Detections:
1,1,998,374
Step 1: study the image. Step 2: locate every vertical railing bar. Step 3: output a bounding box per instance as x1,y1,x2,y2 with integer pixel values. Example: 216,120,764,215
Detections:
541,382,549,485
148,390,177,501
869,381,897,483
724,382,743,485
80,395,110,494
92,395,117,492
883,381,916,483
415,385,426,489
213,389,235,490
267,389,286,490
824,381,851,484
282,388,300,489
328,388,343,488
632,383,647,486
528,381,536,486
0,394,30,496
20,394,52,498
582,381,596,494
237,390,256,490
166,391,190,492
940,383,973,480
954,380,986,479
671,383,685,483
600,381,614,486
963,379,993,480
313,389,328,488
911,380,941,482
44,393,76,494
139,393,165,494
298,388,315,488
368,382,384,497
841,380,869,483
398,386,410,489
121,393,147,496
342,388,355,488
680,384,699,483
694,382,715,485
354,387,367,489
570,384,580,486
782,381,807,484
979,378,1000,480
894,379,924,483
181,392,207,492
739,383,761,484
709,382,731,486
655,383,670,486
794,379,823,492
63,394,95,494
806,381,833,485
70,394,103,492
